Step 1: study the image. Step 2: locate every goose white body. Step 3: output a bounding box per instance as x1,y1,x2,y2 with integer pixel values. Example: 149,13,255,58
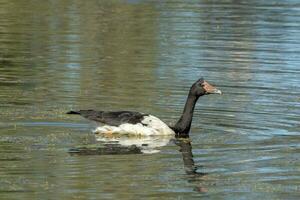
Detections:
93,115,175,136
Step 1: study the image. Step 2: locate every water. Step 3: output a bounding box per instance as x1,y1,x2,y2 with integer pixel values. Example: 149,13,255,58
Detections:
0,0,300,199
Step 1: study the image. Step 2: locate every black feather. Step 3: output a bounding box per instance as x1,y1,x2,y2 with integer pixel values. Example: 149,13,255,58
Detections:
67,111,80,115
67,110,148,126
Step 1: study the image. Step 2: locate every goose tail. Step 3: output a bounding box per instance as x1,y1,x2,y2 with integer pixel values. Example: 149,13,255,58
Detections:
66,111,80,115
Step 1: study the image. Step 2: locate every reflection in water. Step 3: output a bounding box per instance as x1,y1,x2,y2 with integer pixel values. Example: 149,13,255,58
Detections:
95,134,173,154
175,136,209,193
72,133,207,176
69,133,210,193
70,134,173,154
69,143,143,155
175,137,205,176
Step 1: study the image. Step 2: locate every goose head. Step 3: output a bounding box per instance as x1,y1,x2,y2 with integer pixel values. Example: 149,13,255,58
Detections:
189,78,222,97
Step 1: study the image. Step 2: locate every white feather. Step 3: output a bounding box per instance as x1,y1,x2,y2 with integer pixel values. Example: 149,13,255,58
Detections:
93,115,175,136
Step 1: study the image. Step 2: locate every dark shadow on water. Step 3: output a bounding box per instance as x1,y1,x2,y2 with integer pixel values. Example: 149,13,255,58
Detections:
69,143,143,155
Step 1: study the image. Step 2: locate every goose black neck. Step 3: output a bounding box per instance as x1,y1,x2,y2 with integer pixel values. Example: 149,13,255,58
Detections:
172,93,199,135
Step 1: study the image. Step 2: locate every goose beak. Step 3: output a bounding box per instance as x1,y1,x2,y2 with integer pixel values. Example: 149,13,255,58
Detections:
203,81,222,95
211,88,222,95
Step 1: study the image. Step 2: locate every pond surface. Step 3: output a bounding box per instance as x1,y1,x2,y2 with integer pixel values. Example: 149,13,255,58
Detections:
0,0,300,199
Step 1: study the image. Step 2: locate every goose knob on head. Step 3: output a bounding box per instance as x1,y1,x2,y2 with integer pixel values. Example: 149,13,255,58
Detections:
67,78,222,136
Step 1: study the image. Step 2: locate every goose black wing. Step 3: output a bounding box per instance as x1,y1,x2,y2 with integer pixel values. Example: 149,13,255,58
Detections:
67,110,148,126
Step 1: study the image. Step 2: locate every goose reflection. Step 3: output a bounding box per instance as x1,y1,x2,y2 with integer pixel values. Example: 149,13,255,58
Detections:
69,133,208,192
94,134,173,154
69,134,203,175
175,135,208,193
69,134,173,155
175,136,206,176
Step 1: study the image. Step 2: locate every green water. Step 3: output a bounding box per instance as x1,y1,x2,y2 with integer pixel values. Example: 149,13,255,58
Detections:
0,0,299,199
